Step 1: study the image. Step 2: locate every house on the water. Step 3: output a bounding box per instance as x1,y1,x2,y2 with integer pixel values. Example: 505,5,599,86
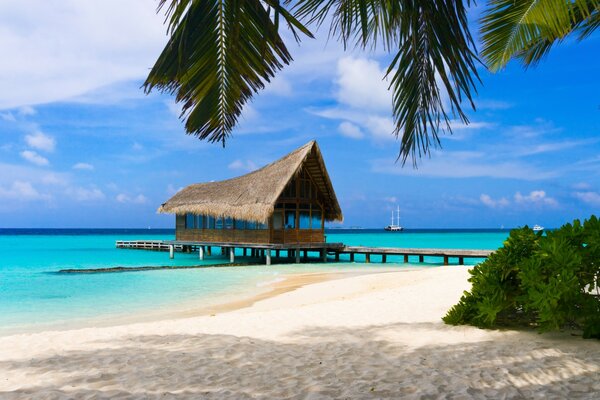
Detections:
158,140,343,264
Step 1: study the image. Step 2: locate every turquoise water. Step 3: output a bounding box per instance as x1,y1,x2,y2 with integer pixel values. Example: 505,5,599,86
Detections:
0,229,508,335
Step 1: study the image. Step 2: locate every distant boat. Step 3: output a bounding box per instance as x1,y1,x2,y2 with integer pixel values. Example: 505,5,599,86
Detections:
533,224,544,232
384,206,404,232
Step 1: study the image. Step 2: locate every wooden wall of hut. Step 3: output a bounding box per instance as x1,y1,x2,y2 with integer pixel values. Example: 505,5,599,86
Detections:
174,170,326,244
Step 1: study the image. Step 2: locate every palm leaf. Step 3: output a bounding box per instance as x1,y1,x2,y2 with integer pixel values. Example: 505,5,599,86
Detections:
481,0,599,71
294,0,480,164
144,0,312,144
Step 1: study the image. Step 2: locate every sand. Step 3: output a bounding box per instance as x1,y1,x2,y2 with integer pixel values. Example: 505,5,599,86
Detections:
0,265,598,399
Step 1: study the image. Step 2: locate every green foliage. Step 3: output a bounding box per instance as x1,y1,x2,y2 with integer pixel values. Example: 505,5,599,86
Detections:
481,0,599,71
443,215,600,339
146,0,480,164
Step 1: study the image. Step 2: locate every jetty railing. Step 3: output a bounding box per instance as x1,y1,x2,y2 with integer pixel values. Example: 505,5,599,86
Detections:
116,240,494,266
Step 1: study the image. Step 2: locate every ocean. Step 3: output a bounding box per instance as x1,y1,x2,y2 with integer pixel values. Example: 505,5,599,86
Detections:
0,229,509,335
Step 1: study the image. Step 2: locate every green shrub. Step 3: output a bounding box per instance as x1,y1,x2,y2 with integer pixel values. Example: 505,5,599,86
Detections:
443,215,600,339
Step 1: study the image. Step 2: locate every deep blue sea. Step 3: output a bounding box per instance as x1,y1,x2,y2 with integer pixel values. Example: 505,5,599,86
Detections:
0,228,509,335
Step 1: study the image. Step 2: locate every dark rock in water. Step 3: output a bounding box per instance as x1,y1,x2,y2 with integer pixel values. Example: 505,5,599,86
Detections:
57,262,259,274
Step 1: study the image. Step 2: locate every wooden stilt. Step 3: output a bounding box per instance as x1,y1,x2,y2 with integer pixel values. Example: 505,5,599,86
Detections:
321,249,327,262
169,245,174,259
276,249,280,258
199,246,204,261
419,255,424,263
443,256,449,265
266,249,272,266
229,247,235,263
404,254,409,263
243,248,247,257
207,246,212,256
365,253,370,263
382,254,387,263
350,253,354,262
303,250,308,261
458,256,464,265
295,250,301,263
335,252,340,261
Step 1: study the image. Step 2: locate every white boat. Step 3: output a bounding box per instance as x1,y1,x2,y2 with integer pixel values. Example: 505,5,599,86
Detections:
384,206,404,231
533,224,544,232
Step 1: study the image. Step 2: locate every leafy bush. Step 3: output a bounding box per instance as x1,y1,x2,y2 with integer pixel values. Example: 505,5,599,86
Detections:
443,216,600,339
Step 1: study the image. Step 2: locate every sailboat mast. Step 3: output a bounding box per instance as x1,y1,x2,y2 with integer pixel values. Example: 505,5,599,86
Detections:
396,205,400,226
391,210,394,225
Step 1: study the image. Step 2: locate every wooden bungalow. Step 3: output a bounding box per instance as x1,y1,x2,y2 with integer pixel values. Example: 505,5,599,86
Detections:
158,141,343,248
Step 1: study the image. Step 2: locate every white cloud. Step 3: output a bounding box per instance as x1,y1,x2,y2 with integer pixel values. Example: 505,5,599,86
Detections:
166,184,183,196
371,151,557,180
20,150,49,166
18,106,36,116
66,186,105,201
514,190,558,207
573,182,591,190
25,131,55,152
478,99,513,110
228,159,258,172
0,181,49,201
0,0,167,110
338,121,364,139
480,194,510,208
72,162,94,171
383,196,397,203
165,100,182,118
574,191,600,206
1,112,16,122
264,76,292,96
366,116,396,140
336,57,390,112
116,193,147,204
132,142,144,151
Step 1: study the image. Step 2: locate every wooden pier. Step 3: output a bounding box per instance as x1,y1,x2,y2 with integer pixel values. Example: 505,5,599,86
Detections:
335,246,493,265
116,240,494,266
116,240,184,251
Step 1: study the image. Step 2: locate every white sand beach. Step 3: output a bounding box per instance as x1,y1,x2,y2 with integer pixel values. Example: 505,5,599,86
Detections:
0,265,598,399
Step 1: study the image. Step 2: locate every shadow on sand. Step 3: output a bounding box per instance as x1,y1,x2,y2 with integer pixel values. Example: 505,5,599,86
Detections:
1,322,598,399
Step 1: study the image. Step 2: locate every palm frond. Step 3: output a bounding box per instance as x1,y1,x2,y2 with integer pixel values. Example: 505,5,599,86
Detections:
144,0,312,144
481,0,599,71
294,0,480,164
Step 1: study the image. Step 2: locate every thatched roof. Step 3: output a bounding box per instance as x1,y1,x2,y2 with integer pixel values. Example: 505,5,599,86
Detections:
158,140,343,223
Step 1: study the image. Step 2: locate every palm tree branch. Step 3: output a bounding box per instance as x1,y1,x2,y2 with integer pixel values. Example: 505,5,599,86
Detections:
144,0,312,144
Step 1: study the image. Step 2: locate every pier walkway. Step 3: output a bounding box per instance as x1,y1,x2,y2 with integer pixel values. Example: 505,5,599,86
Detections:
116,240,494,266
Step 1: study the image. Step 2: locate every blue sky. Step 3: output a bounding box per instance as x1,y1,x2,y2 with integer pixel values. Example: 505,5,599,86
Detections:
0,0,598,229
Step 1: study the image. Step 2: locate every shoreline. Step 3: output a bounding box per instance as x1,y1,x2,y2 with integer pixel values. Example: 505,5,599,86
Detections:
0,266,403,337
1,266,598,399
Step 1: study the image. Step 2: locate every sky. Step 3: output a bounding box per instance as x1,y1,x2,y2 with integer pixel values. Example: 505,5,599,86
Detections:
0,0,598,229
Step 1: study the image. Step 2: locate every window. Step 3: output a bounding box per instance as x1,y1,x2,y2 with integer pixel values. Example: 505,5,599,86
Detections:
246,220,256,230
206,216,215,229
258,222,268,229
185,213,195,229
215,217,223,229
299,211,310,229
196,215,204,229
285,210,296,229
311,210,322,229
272,212,283,230
224,217,233,229
235,219,245,230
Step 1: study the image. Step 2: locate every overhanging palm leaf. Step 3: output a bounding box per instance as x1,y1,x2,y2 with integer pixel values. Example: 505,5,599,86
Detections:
294,0,480,164
481,0,599,71
144,0,312,144
146,0,480,164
